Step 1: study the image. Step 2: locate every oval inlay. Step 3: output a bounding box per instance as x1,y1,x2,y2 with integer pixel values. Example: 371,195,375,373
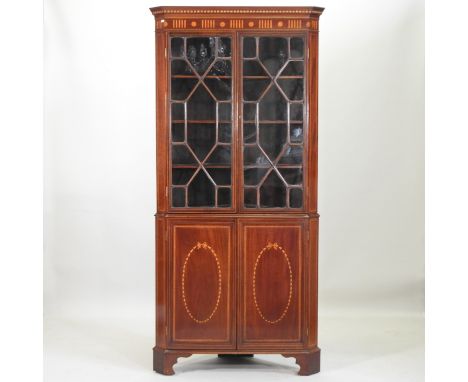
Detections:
253,242,292,324
182,242,221,324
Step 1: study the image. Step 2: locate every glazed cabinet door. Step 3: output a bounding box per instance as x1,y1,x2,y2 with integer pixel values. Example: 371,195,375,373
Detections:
238,219,306,349
168,220,236,349
241,35,307,211
168,35,235,211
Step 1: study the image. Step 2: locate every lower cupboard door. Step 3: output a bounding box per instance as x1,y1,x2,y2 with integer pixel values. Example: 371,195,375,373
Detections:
168,220,236,349
238,220,306,349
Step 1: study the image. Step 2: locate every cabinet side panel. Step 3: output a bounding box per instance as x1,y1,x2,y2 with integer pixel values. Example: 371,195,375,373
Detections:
156,31,169,212
308,31,319,213
308,217,319,347
155,217,167,347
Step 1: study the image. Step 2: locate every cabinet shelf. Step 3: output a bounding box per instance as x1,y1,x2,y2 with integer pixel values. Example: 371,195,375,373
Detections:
243,120,303,124
172,120,231,124
243,75,304,79
172,165,231,169
172,75,232,79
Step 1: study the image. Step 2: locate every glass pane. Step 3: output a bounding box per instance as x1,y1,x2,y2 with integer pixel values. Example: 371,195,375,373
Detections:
259,37,288,76
278,146,303,164
243,123,256,143
243,61,268,76
289,188,303,208
172,188,185,207
171,103,185,120
171,59,194,75
244,146,269,166
243,37,256,58
204,78,231,101
172,168,196,185
171,37,184,58
209,59,231,76
243,103,256,121
186,37,215,75
259,86,287,121
244,188,257,208
170,36,232,208
187,86,216,120
187,123,216,161
205,146,231,165
218,188,231,207
218,103,231,121
242,36,306,209
171,123,185,142
243,79,270,101
206,168,231,185
172,145,196,165
171,78,197,100
188,171,215,207
218,123,232,143
260,171,286,208
280,61,304,76
290,104,303,121
278,168,303,185
290,123,303,143
219,38,231,57
290,37,304,58
277,78,304,101
259,123,287,161
244,168,269,186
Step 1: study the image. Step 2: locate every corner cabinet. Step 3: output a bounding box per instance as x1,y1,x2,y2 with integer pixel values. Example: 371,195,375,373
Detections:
150,6,324,376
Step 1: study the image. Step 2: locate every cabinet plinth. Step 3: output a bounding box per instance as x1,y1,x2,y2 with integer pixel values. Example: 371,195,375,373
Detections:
151,6,323,375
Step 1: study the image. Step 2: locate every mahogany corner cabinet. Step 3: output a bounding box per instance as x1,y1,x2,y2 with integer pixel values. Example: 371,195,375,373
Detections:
150,6,324,376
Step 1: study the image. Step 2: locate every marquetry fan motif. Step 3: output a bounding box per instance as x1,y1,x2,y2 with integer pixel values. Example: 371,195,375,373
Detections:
170,36,233,208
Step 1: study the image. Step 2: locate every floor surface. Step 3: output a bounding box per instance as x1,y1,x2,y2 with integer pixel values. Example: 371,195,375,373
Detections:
44,311,423,381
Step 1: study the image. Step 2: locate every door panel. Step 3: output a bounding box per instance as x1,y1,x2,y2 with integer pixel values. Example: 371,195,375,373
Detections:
238,219,305,348
168,220,235,348
168,35,235,210
240,35,307,211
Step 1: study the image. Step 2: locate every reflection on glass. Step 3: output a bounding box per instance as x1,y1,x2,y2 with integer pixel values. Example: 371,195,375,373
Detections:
290,124,303,143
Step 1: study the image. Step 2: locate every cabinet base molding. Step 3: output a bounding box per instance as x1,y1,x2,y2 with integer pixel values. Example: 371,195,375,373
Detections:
153,347,320,376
